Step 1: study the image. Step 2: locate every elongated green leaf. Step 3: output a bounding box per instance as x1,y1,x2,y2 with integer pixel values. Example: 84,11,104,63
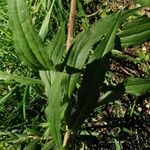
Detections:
69,12,122,132
121,17,150,35
69,58,107,132
7,0,53,69
17,0,52,68
7,0,42,69
118,17,150,47
89,11,122,62
46,25,66,67
67,8,140,69
8,0,67,70
0,71,42,85
23,86,29,121
66,9,138,126
134,0,150,6
124,77,150,96
40,70,70,149
65,8,141,98
45,73,69,149
39,71,52,96
39,0,55,41
122,17,150,30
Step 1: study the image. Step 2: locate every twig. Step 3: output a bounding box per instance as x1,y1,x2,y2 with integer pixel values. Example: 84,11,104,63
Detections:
66,0,77,51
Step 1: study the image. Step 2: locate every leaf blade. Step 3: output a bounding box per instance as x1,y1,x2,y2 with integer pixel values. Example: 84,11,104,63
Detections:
124,77,150,96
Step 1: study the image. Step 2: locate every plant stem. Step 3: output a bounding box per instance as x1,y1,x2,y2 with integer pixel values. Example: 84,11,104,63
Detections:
66,0,76,51
63,0,76,148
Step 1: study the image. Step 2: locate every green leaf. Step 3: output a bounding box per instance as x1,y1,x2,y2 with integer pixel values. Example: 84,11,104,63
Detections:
39,71,52,96
119,17,150,47
69,58,107,132
67,8,140,70
65,8,141,97
69,12,122,132
0,71,42,85
89,11,122,62
7,0,42,69
7,0,53,69
39,0,56,42
124,77,150,96
8,0,66,70
23,86,29,121
45,73,69,149
46,25,66,67
122,17,150,30
134,0,150,6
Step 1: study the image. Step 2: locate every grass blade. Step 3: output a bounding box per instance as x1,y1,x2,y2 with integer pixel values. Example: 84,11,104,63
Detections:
23,86,29,122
